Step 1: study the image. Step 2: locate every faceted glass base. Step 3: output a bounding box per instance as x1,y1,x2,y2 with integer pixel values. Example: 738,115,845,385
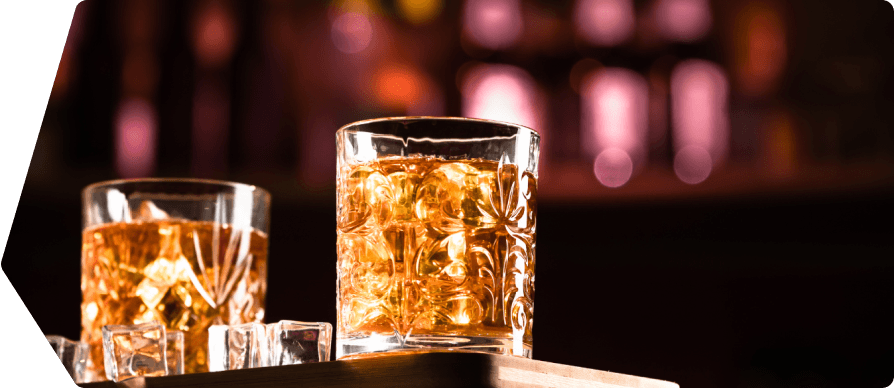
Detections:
336,334,532,360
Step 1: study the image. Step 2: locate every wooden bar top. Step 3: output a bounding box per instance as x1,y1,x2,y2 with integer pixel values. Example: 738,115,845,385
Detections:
79,352,679,388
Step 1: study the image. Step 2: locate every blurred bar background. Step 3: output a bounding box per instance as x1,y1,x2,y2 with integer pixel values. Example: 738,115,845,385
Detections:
4,0,894,387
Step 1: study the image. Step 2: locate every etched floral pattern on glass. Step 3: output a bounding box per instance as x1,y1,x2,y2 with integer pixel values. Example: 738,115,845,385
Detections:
82,220,267,378
337,156,536,357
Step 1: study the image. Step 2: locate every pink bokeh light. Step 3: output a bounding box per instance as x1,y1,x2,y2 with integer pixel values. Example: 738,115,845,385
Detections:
574,0,636,47
460,63,540,131
331,12,373,54
463,0,523,50
115,98,157,178
581,68,648,187
671,60,729,184
594,148,634,188
674,145,713,184
652,0,712,43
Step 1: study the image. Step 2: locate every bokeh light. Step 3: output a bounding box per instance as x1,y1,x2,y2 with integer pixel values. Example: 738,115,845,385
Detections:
460,63,540,131
574,0,636,47
673,145,713,184
192,0,237,68
397,0,443,25
331,12,373,54
328,0,373,20
372,62,428,112
115,98,157,178
594,148,634,188
581,68,648,187
652,0,712,43
762,109,798,178
733,1,787,97
462,0,523,50
671,60,729,184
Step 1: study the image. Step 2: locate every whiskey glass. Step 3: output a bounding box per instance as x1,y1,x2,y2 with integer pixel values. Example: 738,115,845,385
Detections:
336,117,539,359
81,179,270,381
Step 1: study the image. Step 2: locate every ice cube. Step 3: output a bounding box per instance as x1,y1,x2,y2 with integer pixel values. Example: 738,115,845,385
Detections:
134,200,170,221
47,334,63,355
107,190,132,223
338,165,394,233
208,322,280,371
45,335,89,383
227,323,267,370
102,321,167,382
207,325,229,372
267,321,332,366
135,255,195,309
414,163,479,234
165,330,185,376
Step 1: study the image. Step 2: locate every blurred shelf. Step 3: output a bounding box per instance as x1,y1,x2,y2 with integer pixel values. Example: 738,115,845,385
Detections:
539,161,894,203
20,160,894,208
77,352,679,388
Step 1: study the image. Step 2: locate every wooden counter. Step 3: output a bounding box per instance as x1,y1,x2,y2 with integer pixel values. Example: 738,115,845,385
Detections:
79,353,678,388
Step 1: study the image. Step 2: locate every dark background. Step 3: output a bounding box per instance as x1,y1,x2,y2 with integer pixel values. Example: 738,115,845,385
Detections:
4,0,894,387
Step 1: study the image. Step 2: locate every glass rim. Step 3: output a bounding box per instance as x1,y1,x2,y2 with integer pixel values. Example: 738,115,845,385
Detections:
335,116,541,139
82,177,271,201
